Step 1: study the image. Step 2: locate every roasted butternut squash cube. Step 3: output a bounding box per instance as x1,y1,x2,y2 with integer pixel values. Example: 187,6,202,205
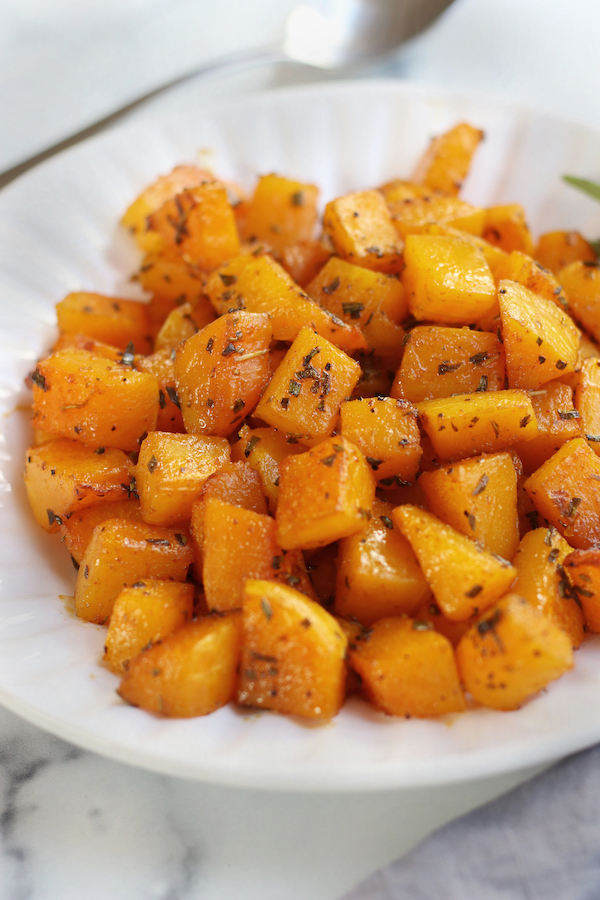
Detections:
335,499,429,625
558,261,600,344
419,452,519,561
418,390,538,460
24,439,134,533
361,312,406,362
279,239,332,288
134,348,184,433
240,174,319,254
493,251,569,311
31,349,159,452
231,425,303,512
60,498,143,564
387,195,485,240
237,580,347,719
524,438,600,549
56,292,153,354
339,396,421,483
411,122,484,196
104,579,194,673
393,505,517,621
147,183,240,271
190,462,267,567
403,235,496,324
348,617,466,717
498,280,579,389
535,230,597,274
136,432,230,525
575,357,600,454
323,190,403,274
118,612,242,717
513,528,584,648
153,300,216,352
205,253,366,352
137,250,206,329
391,326,505,402
51,333,124,362
483,205,534,255
121,164,214,251
75,519,193,624
202,499,283,612
513,381,581,474
276,436,375,550
174,310,272,436
564,548,600,632
254,327,361,447
306,256,407,326
456,594,573,710
418,222,509,275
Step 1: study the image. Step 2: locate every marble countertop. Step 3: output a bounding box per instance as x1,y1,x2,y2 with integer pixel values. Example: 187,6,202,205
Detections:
3,0,600,896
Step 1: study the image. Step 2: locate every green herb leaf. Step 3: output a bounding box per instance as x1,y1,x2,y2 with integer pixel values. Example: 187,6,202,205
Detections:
563,175,600,203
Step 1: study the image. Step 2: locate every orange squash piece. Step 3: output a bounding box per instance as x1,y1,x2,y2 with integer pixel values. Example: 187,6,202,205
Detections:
339,396,422,484
575,357,600,454
230,425,303,512
513,381,581,474
60,498,143,565
240,174,319,254
323,190,403,274
348,617,466,717
307,256,407,327
564,548,600,632
534,230,596,275
411,122,484,196
237,579,347,719
558,261,600,344
483,205,534,255
456,594,573,710
56,292,153,354
118,612,242,717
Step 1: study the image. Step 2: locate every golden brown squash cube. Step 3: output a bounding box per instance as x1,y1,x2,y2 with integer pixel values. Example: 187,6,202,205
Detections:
513,528,584,648
348,617,466,717
403,235,497,325
391,326,505,402
493,251,569,311
419,452,519,561
24,438,134,532
306,256,407,327
323,190,403,274
153,299,217,352
134,348,185,433
387,195,485,240
104,579,194,673
335,499,429,625
339,396,421,484
118,612,242,717
558,260,600,344
534,230,597,275
202,499,284,612
498,280,579,389
174,310,272,437
121,164,214,251
189,461,267,568
205,253,366,352
230,425,303,512
31,349,159,452
75,519,194,624
455,594,573,710
411,122,484,196
418,222,509,275
564,548,600,632
136,432,230,526
418,390,538,460
575,358,600,454
361,312,406,362
483,205,534,255
276,436,375,550
60,498,143,565
147,183,240,271
237,579,347,719
254,327,361,447
56,292,153,354
393,505,516,621
524,438,600,549
279,239,332,288
240,174,319,254
513,381,581,474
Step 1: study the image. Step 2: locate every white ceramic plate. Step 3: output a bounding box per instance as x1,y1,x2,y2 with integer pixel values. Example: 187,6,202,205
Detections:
2,80,600,792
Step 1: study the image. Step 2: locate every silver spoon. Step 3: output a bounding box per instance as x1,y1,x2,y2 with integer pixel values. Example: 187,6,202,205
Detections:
0,0,454,188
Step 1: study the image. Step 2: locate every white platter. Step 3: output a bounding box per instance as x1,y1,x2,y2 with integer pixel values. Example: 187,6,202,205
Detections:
1,80,600,792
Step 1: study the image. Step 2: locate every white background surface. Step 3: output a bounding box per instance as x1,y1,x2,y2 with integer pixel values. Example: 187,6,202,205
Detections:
2,1,600,898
